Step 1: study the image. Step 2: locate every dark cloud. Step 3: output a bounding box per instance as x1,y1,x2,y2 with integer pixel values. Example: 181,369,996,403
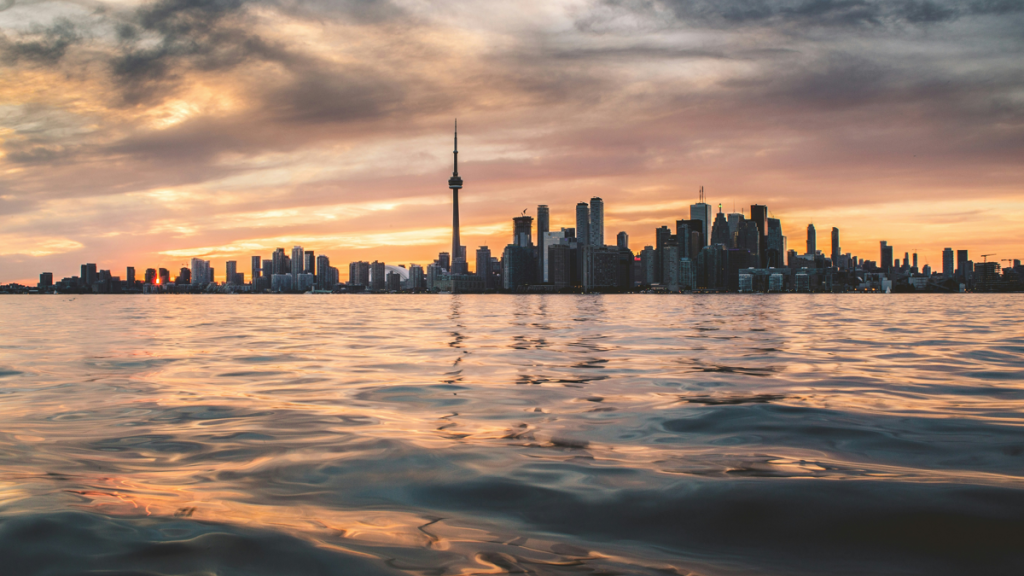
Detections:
582,0,1024,31
0,18,79,64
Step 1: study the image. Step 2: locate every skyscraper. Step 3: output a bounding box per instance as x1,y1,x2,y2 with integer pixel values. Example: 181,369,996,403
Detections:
126,267,135,287
806,224,816,255
304,251,315,276
943,248,954,276
513,215,533,247
316,255,331,290
767,219,784,268
575,202,590,247
617,231,628,250
690,187,711,249
537,205,549,282
710,207,730,246
291,246,304,287
589,197,604,247
831,228,840,266
750,204,768,267
449,120,463,264
251,256,261,284
476,246,492,290
957,250,968,278
881,241,894,273
226,261,237,285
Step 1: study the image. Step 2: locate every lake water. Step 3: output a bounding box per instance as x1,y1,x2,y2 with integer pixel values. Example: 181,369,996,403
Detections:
0,294,1021,575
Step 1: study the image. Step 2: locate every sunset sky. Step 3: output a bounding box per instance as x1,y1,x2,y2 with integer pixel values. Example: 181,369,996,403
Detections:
1,0,1022,283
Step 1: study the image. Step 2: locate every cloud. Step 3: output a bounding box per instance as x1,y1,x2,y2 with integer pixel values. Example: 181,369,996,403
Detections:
0,17,79,64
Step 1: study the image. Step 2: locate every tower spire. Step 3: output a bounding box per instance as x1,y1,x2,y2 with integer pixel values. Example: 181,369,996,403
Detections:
448,119,464,268
453,119,458,176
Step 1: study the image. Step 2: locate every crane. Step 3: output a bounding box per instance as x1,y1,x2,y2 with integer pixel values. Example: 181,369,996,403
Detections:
981,254,996,263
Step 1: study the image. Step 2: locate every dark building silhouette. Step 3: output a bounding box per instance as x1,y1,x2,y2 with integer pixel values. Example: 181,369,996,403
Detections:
654,226,673,283
767,218,784,268
943,248,954,276
537,205,549,282
370,261,386,292
575,202,590,247
807,224,816,255
710,208,731,246
349,261,370,286
513,216,533,247
548,243,571,288
126,267,135,287
476,246,492,290
881,241,894,273
750,204,768,267
831,227,840,265
617,231,628,250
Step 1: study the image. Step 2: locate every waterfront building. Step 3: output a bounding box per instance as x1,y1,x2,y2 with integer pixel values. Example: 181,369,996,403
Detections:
38,272,53,291
881,242,894,273
654,226,673,284
251,256,261,283
271,274,292,292
662,241,680,291
679,257,693,290
957,250,969,279
385,271,401,292
408,264,425,290
617,231,628,250
589,197,604,247
807,224,816,255
348,261,370,286
690,193,712,249
513,215,533,247
126,267,135,287
226,261,238,285
710,208,730,246
290,246,304,287
727,212,742,248
750,204,768,266
640,246,655,285
575,202,590,247
475,246,492,289
831,227,840,265
304,252,315,277
767,218,784,268
370,261,386,292
537,205,549,282
548,243,571,288
943,248,954,276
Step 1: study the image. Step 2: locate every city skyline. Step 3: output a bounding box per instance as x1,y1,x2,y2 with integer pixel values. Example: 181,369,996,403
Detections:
2,1,1023,285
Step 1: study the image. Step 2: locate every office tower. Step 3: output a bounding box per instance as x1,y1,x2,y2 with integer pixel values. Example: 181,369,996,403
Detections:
831,228,840,265
537,205,549,281
943,248,953,276
126,267,135,287
304,251,315,276
291,246,304,287
38,272,53,290
370,261,386,291
654,226,672,284
575,202,590,247
408,263,425,290
385,271,401,292
806,224,816,255
710,207,730,246
750,204,768,267
912,252,918,271
316,255,330,289
188,258,206,285
680,258,694,290
547,243,571,288
766,219,784,268
690,187,712,249
881,241,894,273
662,240,680,290
502,244,533,290
83,263,97,289
617,231,628,250
262,259,272,279
513,215,533,247
226,261,237,285
272,247,288,272
348,261,370,286
448,120,463,264
676,219,703,260
542,230,567,282
145,268,157,285
158,268,170,285
251,256,261,283
640,246,655,285
476,246,492,289
176,267,190,284
80,264,87,286
434,252,450,271
589,197,604,247
727,212,742,248
956,250,969,280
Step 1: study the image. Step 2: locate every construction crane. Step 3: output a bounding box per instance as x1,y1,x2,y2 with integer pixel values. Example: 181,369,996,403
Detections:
981,253,996,263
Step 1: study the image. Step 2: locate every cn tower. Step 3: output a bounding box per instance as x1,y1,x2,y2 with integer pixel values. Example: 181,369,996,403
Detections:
448,120,463,265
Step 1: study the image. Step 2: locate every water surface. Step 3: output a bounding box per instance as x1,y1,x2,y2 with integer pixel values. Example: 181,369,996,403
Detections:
1,294,1022,575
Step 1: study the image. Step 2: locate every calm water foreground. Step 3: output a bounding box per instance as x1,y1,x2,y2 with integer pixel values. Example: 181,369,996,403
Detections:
0,294,1022,575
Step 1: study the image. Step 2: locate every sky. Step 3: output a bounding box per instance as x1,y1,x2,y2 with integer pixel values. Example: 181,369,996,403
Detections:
1,0,1022,283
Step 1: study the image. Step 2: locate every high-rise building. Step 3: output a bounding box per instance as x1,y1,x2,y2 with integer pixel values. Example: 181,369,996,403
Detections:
727,212,743,248
316,255,331,289
145,268,157,285
654,226,673,284
766,219,784,268
513,216,533,247
957,250,969,279
408,263,425,290
616,231,628,250
575,202,590,247
881,241,894,273
348,261,370,286
126,267,135,287
640,246,655,285
943,248,954,276
370,261,386,292
806,224,816,255
831,228,840,265
912,252,918,272
449,120,463,265
548,243,571,288
272,248,287,276
750,204,768,267
537,205,549,282
262,259,272,280
589,197,604,247
251,256,261,283
291,246,304,287
226,261,238,285
83,264,98,289
476,246,492,289
158,268,170,285
304,251,315,276
690,187,712,249
710,207,730,246
38,272,53,290
175,267,190,284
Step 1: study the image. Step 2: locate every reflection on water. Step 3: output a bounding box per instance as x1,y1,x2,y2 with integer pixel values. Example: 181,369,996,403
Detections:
0,294,1022,575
